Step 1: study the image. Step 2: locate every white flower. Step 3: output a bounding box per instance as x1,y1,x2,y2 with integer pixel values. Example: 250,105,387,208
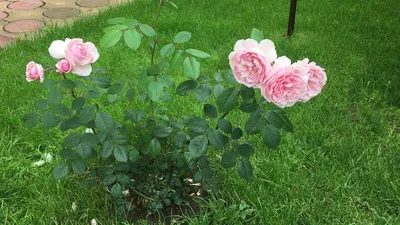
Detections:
44,153,52,162
123,189,130,196
90,219,97,225
71,202,77,211
32,160,45,167
85,128,94,134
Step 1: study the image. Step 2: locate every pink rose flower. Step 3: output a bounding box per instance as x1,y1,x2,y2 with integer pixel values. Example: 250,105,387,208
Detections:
48,38,99,76
229,39,277,87
56,59,73,74
294,58,327,100
26,61,44,83
261,57,308,108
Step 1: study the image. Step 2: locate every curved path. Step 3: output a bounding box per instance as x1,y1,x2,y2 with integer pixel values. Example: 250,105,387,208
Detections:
0,0,129,48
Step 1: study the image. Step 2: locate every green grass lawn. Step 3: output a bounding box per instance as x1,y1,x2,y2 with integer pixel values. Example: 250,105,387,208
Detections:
1,0,400,224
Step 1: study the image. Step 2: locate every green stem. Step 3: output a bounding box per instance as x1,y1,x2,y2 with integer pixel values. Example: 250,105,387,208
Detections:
61,74,76,99
132,187,154,201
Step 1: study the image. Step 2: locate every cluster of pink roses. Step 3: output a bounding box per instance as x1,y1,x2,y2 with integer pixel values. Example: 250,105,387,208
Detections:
26,38,99,82
229,39,326,108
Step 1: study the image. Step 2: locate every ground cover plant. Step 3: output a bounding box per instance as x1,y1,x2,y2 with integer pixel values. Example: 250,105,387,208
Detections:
1,0,400,224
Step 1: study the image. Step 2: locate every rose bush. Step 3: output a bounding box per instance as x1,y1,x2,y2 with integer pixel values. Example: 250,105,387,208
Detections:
23,0,326,219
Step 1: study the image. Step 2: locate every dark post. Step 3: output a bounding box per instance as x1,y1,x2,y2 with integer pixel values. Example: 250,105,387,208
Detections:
287,0,298,37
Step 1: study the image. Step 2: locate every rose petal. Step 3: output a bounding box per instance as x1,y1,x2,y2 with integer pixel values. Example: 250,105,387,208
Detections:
86,42,99,63
243,39,259,49
274,56,291,67
72,64,92,76
259,39,277,62
233,39,245,51
48,40,66,59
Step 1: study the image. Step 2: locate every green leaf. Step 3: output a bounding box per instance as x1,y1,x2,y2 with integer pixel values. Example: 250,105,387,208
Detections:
124,29,141,50
129,149,139,162
214,84,225,97
183,56,200,80
64,132,81,148
108,83,124,95
221,150,237,168
189,135,208,158
59,79,76,89
213,72,223,82
264,111,283,129
217,87,239,112
114,146,128,162
81,133,99,147
79,105,95,124
60,149,74,160
34,99,48,110
107,94,118,103
125,109,145,123
124,19,139,28
238,158,253,180
48,86,62,106
72,158,86,174
42,111,56,129
193,170,203,182
139,24,156,37
160,43,175,58
148,138,162,156
158,75,175,88
40,79,57,89
23,112,39,128
76,142,92,159
59,117,80,131
170,50,183,71
148,80,164,102
137,75,154,90
263,124,281,149
107,17,126,24
72,97,85,111
100,29,122,49
203,104,218,118
116,174,131,186
174,31,191,43
251,28,264,42
93,77,112,88
53,163,69,180
103,174,116,185
87,86,100,98
237,143,254,157
100,141,114,158
240,102,259,113
218,119,232,133
147,62,168,76
176,80,197,96
152,126,172,138
245,115,265,135
174,132,188,149
279,113,294,132
195,84,211,102
104,24,127,33
208,129,229,149
126,88,136,102
111,183,124,198
231,127,243,140
185,49,211,58
221,70,237,85
188,117,209,134
55,104,70,116
95,112,114,133
240,85,255,103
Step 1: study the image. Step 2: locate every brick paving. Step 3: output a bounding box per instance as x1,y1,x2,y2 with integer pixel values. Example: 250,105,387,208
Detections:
0,0,130,48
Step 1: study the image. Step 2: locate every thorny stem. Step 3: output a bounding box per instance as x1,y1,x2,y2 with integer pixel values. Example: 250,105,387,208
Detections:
61,74,76,99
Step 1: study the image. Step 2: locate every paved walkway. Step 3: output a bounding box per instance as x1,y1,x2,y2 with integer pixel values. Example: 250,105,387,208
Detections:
0,0,129,48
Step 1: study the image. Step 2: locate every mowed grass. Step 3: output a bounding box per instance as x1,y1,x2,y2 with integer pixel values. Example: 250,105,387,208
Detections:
1,0,400,224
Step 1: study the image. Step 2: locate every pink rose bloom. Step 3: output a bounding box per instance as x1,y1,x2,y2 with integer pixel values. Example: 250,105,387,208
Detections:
56,59,73,74
48,38,99,76
294,58,327,100
26,61,44,83
261,57,308,108
229,39,277,87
